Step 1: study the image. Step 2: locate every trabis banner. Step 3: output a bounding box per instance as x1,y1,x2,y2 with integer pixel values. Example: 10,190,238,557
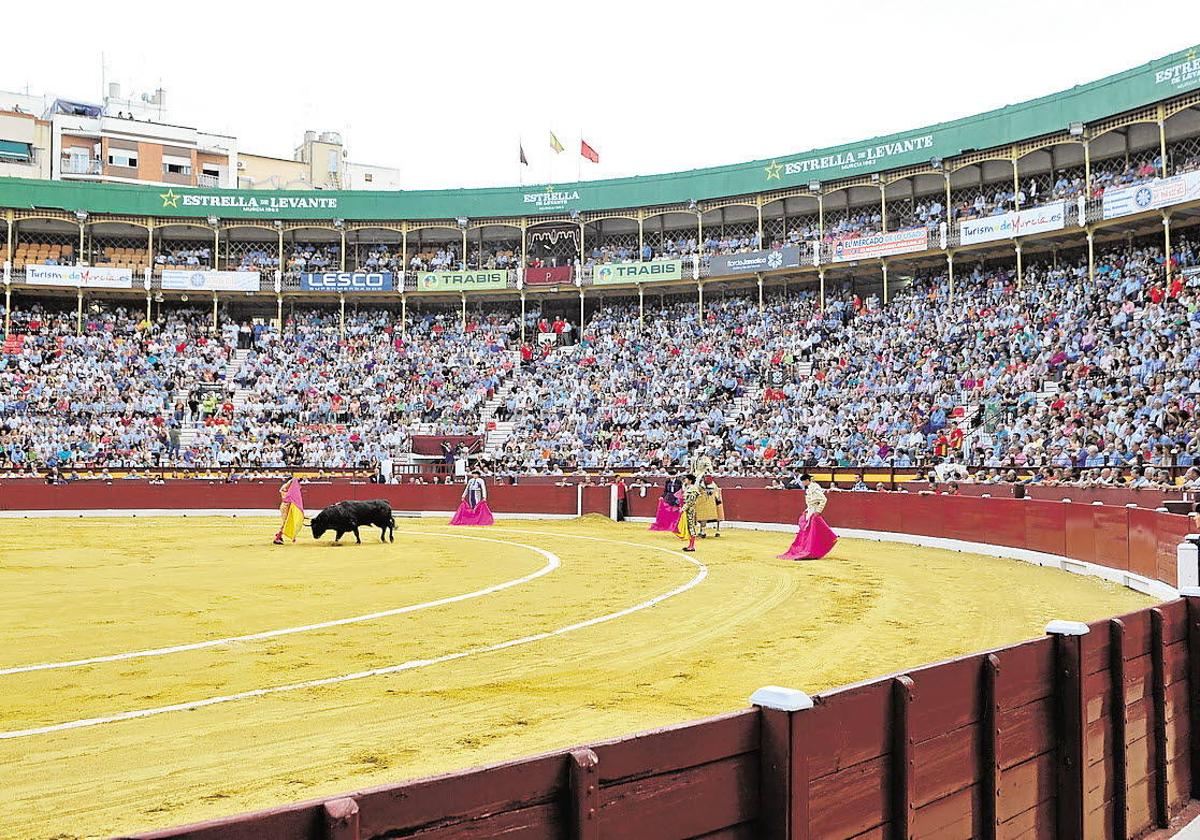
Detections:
25,264,133,289
300,272,395,292
593,260,683,285
417,270,507,292
161,269,260,292
958,202,1066,245
708,246,803,276
830,228,928,263
1102,171,1200,220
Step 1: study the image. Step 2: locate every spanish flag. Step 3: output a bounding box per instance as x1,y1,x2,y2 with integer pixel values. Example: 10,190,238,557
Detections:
281,479,305,542
550,132,564,154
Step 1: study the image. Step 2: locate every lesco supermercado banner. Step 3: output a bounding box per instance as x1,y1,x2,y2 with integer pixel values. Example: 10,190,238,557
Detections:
161,269,260,292
1102,170,1200,220
830,228,928,262
300,272,395,292
25,264,133,289
708,246,803,276
417,270,507,292
593,260,683,285
959,202,1066,245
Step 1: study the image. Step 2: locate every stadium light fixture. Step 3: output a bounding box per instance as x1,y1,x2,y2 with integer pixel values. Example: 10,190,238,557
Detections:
74,210,88,223
687,199,698,211
1068,122,1085,137
929,157,942,170
569,209,580,220
273,220,283,230
808,181,820,193
456,216,469,229
333,218,344,229
870,173,880,183
207,215,219,227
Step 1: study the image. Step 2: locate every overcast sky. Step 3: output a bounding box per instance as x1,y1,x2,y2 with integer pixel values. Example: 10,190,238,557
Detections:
3,0,1198,190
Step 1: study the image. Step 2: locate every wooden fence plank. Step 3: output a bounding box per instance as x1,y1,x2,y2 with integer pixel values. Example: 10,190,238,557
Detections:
1051,625,1088,839
1110,618,1128,840
1187,593,1200,801
322,798,359,840
982,653,1001,840
892,676,915,840
570,749,599,840
1151,608,1170,829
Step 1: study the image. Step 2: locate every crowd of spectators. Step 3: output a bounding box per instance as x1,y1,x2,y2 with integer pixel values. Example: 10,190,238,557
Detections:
3,230,1200,492
155,246,213,269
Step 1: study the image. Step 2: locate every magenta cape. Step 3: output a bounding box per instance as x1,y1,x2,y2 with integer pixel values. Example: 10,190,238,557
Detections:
649,498,682,532
450,500,495,526
778,513,838,560
281,480,304,512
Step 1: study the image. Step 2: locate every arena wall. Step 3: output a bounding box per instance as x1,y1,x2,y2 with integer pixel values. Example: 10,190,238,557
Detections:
5,485,1197,839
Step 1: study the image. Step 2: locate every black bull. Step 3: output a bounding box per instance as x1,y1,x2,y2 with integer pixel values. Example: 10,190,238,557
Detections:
310,500,396,544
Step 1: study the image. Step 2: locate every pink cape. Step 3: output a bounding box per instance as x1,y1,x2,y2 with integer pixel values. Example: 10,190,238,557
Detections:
281,480,304,513
649,497,682,532
450,500,494,526
778,513,838,560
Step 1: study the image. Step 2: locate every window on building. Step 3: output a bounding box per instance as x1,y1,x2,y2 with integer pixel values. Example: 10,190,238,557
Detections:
327,149,339,173
163,162,192,175
364,172,373,182
202,166,220,178
108,150,138,168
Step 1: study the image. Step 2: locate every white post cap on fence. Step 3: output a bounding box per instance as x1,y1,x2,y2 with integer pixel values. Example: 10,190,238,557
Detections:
1178,538,1200,592
750,686,814,712
1045,620,1090,636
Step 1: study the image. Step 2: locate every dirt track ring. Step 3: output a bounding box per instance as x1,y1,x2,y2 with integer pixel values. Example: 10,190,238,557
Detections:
0,527,707,740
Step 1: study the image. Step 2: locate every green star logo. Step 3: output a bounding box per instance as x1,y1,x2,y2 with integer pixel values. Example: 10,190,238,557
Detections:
1189,48,1197,62
160,189,180,208
545,184,554,193
764,160,782,180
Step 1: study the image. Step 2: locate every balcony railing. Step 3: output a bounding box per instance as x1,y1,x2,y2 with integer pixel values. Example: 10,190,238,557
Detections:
196,174,220,188
60,158,102,175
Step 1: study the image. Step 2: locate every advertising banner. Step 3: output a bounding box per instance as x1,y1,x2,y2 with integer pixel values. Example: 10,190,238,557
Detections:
299,272,395,292
25,264,133,289
592,260,683,285
708,246,802,276
523,266,574,287
1102,170,1200,220
417,270,507,292
958,202,1066,245
161,269,260,292
830,228,928,262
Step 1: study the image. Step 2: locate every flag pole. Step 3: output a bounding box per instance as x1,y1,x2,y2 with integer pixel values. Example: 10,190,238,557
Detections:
577,128,582,183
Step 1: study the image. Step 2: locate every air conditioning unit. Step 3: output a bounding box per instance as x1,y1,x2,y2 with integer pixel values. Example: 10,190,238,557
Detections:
237,160,245,170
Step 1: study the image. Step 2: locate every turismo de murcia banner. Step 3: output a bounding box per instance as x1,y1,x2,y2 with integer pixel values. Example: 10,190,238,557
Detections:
958,202,1066,246
593,260,684,285
708,247,803,276
162,270,261,292
418,270,508,292
831,228,929,263
299,272,395,292
1102,171,1200,220
25,264,133,289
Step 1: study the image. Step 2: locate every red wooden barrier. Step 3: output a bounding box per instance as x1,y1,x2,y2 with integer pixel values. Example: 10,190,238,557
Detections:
4,484,1194,839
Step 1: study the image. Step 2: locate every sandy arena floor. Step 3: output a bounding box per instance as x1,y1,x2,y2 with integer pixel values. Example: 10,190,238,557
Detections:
0,515,1153,839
